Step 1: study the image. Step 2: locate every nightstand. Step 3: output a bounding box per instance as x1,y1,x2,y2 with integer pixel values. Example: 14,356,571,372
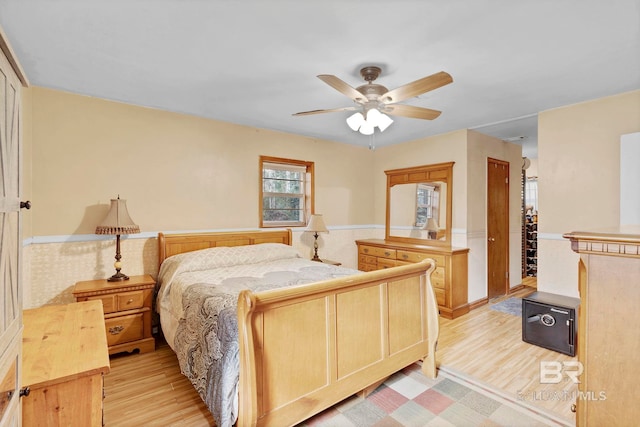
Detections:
73,274,156,355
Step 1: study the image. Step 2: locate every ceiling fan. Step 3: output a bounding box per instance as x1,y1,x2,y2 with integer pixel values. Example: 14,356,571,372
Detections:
293,66,453,135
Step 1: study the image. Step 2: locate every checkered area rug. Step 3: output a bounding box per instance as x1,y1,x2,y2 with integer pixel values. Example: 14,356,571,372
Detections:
299,363,571,427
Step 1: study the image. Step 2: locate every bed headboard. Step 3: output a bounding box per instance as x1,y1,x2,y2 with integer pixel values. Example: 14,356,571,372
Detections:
157,229,293,267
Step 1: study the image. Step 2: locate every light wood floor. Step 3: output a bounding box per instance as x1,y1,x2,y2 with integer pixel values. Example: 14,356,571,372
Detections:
104,281,577,426
104,342,215,426
437,286,576,424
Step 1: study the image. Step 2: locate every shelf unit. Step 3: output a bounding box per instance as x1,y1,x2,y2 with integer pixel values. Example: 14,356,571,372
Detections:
525,213,537,277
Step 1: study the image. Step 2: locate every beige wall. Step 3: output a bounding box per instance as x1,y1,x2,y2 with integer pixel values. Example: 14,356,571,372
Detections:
538,90,640,297
29,87,375,235
22,87,377,307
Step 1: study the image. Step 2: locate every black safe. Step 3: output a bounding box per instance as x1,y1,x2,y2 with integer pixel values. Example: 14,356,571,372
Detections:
522,291,580,356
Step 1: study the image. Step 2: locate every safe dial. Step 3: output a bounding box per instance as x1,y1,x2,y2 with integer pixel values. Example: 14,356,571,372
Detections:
541,314,556,326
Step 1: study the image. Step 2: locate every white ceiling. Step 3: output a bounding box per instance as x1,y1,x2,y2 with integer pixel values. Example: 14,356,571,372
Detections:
2,1,639,158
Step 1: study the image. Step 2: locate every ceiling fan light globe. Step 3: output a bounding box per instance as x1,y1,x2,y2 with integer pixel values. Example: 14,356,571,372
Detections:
377,113,394,132
359,122,374,135
366,108,382,126
346,112,365,131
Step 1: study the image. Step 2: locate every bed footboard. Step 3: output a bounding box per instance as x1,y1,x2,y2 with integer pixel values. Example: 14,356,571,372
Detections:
237,260,438,427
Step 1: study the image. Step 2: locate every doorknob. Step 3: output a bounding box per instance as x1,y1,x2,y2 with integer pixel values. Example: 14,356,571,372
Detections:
488,237,496,242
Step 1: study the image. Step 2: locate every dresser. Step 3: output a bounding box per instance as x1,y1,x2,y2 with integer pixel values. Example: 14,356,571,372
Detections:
356,239,469,319
73,274,156,355
22,301,110,426
564,227,640,426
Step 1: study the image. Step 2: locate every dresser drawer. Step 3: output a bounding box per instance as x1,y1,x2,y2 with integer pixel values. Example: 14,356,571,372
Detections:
117,290,145,311
359,245,397,259
429,253,447,267
104,313,144,347
434,288,445,306
359,263,378,272
377,258,398,269
358,254,378,265
396,250,426,263
396,250,446,267
431,267,446,289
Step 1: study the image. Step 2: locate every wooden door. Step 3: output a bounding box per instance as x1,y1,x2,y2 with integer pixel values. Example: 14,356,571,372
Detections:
0,29,27,426
487,158,509,299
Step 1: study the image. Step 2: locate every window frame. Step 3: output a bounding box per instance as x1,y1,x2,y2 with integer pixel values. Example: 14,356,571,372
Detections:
415,183,441,227
259,155,315,228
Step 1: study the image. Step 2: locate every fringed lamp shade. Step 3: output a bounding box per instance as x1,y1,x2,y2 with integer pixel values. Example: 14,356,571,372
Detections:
95,198,140,235
96,197,140,281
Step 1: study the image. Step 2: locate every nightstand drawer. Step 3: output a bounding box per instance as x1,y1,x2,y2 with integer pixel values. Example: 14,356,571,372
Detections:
85,294,117,314
117,290,145,311
105,313,144,347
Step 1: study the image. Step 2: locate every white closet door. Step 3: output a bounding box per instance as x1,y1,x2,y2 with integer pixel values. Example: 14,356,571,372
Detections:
0,34,24,426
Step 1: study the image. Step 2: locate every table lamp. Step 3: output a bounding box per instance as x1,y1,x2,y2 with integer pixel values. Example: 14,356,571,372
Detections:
95,196,140,281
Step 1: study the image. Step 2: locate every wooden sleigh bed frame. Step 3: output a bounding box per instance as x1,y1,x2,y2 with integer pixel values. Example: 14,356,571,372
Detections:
157,229,439,427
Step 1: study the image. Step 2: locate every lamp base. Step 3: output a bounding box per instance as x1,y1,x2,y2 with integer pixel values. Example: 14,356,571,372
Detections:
107,272,130,282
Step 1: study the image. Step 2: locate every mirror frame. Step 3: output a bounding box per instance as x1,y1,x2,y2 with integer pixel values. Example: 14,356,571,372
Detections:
385,161,454,246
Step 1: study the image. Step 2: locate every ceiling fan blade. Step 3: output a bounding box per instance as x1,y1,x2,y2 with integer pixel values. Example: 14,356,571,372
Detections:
384,104,442,120
292,106,357,116
317,75,368,103
381,71,453,104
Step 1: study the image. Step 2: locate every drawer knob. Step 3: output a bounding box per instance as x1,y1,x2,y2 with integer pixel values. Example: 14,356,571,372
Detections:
571,404,576,413
384,251,390,256
109,325,125,335
127,298,134,304
363,248,369,253
402,254,408,259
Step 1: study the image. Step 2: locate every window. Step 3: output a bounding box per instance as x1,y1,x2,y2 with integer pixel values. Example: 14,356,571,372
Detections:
415,183,440,227
260,156,314,228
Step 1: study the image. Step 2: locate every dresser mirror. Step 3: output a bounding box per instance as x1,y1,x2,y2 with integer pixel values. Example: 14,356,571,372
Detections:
385,162,454,246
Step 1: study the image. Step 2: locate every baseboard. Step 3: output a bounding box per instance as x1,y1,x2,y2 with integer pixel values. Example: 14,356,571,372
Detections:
509,284,525,293
468,297,488,310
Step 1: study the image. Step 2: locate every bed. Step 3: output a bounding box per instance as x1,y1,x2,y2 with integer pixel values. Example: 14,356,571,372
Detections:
156,229,439,427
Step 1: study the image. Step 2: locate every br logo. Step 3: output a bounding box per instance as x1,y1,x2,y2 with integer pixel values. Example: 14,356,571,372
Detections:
540,361,583,384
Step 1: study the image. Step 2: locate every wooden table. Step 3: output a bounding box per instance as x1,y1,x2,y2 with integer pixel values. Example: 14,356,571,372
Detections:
22,301,111,426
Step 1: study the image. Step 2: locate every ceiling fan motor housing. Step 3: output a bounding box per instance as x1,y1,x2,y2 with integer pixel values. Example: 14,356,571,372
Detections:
360,66,382,82
356,83,388,100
